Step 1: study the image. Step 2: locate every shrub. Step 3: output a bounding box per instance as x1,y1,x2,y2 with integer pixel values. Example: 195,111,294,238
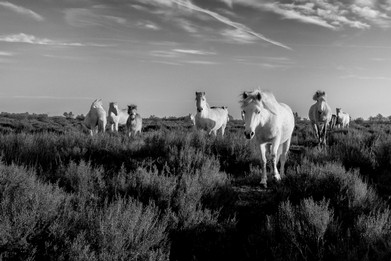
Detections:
0,163,66,260
266,198,334,261
96,198,170,261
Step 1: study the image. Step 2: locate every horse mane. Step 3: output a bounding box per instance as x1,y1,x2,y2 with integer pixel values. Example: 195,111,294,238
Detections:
313,90,326,101
240,89,279,115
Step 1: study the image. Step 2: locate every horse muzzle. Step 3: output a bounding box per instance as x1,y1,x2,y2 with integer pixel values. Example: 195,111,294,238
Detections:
244,131,255,140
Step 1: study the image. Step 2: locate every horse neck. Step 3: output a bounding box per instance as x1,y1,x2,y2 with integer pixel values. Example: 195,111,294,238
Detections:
317,99,328,112
198,100,210,116
258,109,273,127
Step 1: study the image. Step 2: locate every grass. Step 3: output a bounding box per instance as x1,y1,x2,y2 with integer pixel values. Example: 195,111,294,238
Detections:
1,113,391,260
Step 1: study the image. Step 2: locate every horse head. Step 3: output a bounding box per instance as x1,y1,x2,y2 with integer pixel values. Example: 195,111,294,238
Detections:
109,102,119,116
241,90,279,139
195,92,206,112
241,91,263,140
127,105,137,119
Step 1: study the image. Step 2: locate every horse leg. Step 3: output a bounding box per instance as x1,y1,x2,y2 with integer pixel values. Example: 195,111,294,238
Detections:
321,125,327,145
209,128,217,136
279,138,291,176
259,144,268,188
221,124,226,137
312,123,319,140
270,140,281,181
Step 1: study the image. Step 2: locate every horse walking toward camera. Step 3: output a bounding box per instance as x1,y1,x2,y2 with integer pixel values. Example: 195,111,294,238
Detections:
84,99,107,136
195,92,229,136
309,90,332,146
126,105,142,137
329,114,337,130
240,89,295,188
336,108,350,128
107,102,129,132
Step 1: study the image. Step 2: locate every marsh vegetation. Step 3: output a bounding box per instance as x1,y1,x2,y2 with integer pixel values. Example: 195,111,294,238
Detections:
1,112,391,260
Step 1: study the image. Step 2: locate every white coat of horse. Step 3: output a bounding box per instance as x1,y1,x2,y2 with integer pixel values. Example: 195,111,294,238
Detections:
329,114,337,130
126,105,142,137
308,91,332,145
336,108,350,128
240,89,295,188
195,92,229,136
107,102,129,132
84,99,107,136
189,113,196,126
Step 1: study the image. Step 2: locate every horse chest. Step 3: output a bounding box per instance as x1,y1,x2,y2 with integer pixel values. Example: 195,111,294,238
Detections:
255,124,278,143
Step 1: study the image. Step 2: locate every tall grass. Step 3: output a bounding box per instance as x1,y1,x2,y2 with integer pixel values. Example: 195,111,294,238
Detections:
2,116,391,260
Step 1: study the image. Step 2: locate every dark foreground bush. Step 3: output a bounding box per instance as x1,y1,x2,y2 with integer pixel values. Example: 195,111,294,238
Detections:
264,161,391,261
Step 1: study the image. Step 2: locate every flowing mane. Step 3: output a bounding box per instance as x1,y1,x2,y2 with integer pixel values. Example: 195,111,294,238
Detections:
240,89,279,115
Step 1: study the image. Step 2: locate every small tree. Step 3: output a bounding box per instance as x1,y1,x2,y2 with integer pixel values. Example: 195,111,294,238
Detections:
63,111,75,119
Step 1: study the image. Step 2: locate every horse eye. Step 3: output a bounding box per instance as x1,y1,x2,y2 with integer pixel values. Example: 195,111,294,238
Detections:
256,110,261,114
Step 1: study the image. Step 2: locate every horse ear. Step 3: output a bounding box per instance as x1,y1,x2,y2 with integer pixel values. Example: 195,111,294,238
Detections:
256,93,262,101
242,92,248,99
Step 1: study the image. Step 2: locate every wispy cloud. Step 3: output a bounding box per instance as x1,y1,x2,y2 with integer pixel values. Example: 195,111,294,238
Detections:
175,18,199,33
134,0,290,49
185,60,218,65
150,48,215,58
227,0,390,30
220,28,259,44
173,49,216,55
0,33,107,47
65,8,127,28
136,20,160,30
351,4,391,28
150,50,181,58
0,1,43,21
340,74,391,81
172,0,291,49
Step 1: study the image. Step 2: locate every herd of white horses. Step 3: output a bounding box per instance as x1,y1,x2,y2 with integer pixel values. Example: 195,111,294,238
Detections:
84,89,350,188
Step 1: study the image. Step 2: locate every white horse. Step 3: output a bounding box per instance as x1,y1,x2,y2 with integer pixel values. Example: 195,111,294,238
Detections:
195,92,229,136
188,113,196,126
240,89,295,188
126,105,142,137
84,99,107,136
308,91,332,146
336,108,350,128
329,114,337,130
107,102,129,132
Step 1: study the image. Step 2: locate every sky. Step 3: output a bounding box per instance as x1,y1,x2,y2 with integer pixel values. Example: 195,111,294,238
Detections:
0,0,391,119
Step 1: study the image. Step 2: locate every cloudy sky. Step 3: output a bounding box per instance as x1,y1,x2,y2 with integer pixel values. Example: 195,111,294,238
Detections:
0,0,391,119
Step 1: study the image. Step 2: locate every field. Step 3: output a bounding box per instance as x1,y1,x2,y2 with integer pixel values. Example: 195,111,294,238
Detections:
1,112,391,260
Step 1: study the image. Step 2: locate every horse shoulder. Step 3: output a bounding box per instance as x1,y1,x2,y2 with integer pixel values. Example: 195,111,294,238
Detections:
308,104,317,122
